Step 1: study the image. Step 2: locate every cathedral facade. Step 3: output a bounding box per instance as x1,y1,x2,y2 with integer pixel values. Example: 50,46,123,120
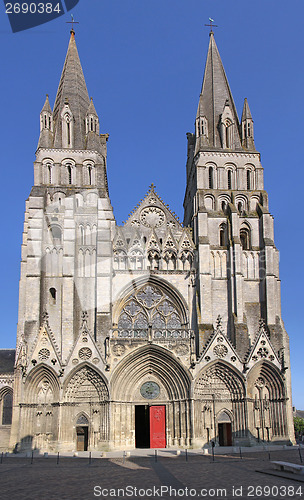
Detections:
0,30,295,452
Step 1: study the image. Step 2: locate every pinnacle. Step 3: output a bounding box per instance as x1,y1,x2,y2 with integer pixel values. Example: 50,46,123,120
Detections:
86,96,98,116
41,94,52,114
241,98,253,121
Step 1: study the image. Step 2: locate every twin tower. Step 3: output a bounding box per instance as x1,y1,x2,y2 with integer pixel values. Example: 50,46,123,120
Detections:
1,30,294,452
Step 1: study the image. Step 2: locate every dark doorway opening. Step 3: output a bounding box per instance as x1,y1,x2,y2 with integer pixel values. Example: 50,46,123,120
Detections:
135,405,150,448
218,423,232,446
76,426,88,451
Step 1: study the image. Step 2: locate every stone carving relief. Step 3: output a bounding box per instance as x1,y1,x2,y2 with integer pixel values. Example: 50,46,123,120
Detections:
140,207,165,228
78,347,92,360
65,366,108,402
213,344,228,358
112,344,126,356
38,348,50,361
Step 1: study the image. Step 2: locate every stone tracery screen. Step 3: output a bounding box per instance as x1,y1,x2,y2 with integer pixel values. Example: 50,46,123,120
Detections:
117,285,183,338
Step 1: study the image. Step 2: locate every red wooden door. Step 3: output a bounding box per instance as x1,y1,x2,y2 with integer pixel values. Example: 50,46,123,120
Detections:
150,405,166,448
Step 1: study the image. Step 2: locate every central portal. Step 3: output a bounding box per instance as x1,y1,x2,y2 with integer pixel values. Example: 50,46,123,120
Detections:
135,405,166,448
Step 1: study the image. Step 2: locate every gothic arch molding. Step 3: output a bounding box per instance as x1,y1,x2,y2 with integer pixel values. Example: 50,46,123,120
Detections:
113,275,189,327
247,361,286,400
0,386,13,399
63,364,109,402
194,361,245,400
75,412,90,426
216,408,233,423
111,345,192,401
246,361,287,440
24,364,60,403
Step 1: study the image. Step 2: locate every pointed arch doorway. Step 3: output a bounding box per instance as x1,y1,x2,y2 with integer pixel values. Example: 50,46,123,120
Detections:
76,415,89,451
217,411,232,446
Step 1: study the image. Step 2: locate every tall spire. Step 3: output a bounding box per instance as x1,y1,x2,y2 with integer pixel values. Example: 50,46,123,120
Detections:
53,31,90,149
195,32,241,151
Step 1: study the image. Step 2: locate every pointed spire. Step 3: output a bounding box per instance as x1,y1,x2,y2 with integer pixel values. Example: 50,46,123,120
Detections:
38,94,53,149
53,31,90,149
87,97,98,116
196,33,241,151
241,98,255,151
241,98,252,121
41,94,52,114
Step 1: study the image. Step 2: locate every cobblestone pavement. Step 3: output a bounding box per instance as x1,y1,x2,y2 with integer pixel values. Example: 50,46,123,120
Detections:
1,448,304,500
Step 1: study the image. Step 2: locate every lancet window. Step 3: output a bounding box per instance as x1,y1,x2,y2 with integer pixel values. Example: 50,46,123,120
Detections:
2,392,12,425
247,170,251,190
240,227,251,250
208,167,213,189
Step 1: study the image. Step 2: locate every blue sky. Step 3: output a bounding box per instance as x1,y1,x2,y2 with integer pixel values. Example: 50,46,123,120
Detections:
1,0,304,408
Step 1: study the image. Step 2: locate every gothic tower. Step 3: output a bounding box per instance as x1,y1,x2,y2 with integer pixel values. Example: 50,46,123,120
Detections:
4,30,294,453
184,31,294,444
9,30,115,450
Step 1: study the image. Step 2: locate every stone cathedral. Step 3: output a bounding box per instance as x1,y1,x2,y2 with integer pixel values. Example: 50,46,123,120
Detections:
0,29,295,452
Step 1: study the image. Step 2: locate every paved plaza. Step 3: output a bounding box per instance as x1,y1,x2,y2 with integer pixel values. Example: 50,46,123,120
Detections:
1,447,304,500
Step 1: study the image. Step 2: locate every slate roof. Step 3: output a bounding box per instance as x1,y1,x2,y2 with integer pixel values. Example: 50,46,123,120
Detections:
53,31,90,150
0,350,15,373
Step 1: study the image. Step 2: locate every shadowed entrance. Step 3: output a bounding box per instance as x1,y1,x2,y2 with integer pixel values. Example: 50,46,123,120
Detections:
135,405,166,448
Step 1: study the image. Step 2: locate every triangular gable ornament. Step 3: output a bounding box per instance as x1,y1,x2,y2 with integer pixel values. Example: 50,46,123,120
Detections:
27,313,62,375
198,315,243,372
64,311,106,371
245,319,281,371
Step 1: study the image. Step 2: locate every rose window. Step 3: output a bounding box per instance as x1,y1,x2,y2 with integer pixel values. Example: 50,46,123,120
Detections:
78,347,92,360
213,345,228,358
38,348,50,360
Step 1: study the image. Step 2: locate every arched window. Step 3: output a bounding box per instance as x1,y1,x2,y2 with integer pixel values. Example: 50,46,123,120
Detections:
221,201,226,212
238,202,242,214
219,224,226,246
209,167,213,189
201,121,204,135
65,115,71,146
240,228,250,250
47,164,52,184
117,284,183,337
88,165,92,185
67,164,72,185
227,170,232,190
247,123,251,137
80,225,85,245
247,170,251,190
49,287,56,304
226,125,230,148
2,393,12,425
50,225,62,244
